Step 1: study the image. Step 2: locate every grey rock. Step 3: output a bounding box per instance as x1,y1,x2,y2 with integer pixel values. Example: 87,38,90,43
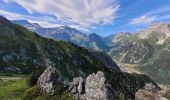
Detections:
37,66,63,94
69,71,115,100
69,77,85,100
85,71,114,100
38,67,116,100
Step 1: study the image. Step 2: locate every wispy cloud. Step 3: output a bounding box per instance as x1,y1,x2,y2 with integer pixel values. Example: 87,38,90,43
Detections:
0,9,63,27
130,6,170,25
130,15,157,25
4,0,119,31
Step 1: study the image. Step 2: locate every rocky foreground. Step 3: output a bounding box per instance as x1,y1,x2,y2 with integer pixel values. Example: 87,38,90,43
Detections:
37,67,170,100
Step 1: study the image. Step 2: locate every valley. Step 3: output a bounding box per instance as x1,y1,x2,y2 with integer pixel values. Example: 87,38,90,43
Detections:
13,20,170,84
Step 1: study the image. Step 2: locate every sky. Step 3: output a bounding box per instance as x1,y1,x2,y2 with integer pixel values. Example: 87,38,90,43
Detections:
0,0,170,36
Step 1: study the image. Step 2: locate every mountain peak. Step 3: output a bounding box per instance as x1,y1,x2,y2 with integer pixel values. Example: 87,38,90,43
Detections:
149,22,170,29
89,33,99,37
12,20,41,31
138,22,170,44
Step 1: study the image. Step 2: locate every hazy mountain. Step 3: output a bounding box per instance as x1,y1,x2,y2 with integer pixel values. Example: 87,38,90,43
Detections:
107,23,170,84
138,22,170,44
105,32,133,44
12,20,42,31
87,33,109,51
13,20,109,52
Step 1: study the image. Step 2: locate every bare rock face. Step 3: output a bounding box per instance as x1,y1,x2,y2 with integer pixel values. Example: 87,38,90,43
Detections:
85,71,114,100
69,77,85,100
37,66,63,94
69,71,115,100
135,83,168,100
70,77,84,94
38,67,115,100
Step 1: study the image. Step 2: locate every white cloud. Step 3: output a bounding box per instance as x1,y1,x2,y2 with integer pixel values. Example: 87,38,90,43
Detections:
130,15,157,25
130,6,170,25
5,0,119,30
0,9,62,28
2,0,10,3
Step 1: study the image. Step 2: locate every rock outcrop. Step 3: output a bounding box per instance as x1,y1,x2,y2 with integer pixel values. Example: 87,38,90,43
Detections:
69,77,85,100
135,83,168,100
68,71,116,100
38,67,115,100
37,66,63,94
37,66,162,100
85,71,115,100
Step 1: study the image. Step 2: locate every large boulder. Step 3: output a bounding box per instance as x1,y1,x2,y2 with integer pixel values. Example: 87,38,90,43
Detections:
37,66,63,94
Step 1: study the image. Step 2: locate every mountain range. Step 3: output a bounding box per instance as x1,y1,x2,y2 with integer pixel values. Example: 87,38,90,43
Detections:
12,20,170,84
0,16,160,99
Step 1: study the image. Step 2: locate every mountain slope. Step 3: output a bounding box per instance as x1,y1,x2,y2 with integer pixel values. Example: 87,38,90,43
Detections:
138,22,170,44
1,16,119,75
87,33,109,51
0,16,157,99
107,23,170,84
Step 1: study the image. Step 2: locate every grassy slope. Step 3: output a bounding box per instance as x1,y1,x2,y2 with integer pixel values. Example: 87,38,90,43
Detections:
0,76,27,100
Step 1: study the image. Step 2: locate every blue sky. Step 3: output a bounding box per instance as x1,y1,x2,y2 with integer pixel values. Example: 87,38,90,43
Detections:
0,0,170,36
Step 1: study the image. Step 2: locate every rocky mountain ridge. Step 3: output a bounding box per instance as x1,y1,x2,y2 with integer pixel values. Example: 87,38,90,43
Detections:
37,67,115,100
37,67,163,100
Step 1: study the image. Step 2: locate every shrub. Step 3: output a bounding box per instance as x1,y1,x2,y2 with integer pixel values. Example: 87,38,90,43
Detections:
22,85,41,100
118,92,125,100
22,85,73,100
26,71,42,87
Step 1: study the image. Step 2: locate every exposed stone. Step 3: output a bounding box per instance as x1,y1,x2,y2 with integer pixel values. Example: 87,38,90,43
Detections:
69,71,115,100
38,67,120,100
37,66,63,94
135,83,168,100
70,77,84,94
159,84,170,99
85,71,115,100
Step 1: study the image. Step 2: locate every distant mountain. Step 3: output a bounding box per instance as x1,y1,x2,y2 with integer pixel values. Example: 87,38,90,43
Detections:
12,20,109,52
0,16,158,99
87,33,109,51
105,32,134,45
12,20,41,31
137,22,170,44
107,23,170,84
